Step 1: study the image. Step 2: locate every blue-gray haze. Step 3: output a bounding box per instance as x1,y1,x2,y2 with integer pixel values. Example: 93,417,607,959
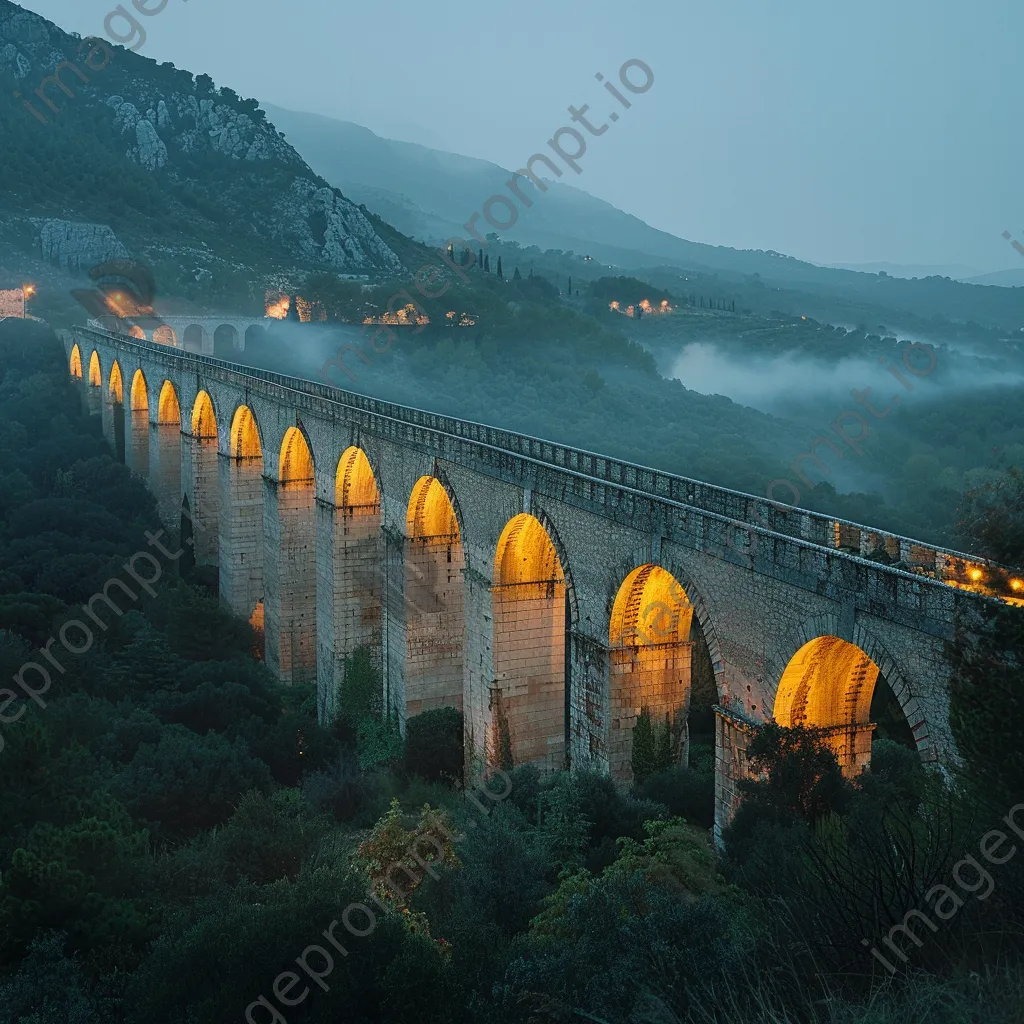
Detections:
22,0,1024,274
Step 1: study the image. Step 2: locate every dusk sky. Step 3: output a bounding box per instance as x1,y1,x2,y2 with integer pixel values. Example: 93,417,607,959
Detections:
22,0,1024,273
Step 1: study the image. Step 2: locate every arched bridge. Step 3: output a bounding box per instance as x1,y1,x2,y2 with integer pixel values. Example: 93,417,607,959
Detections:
65,326,1017,840
88,314,267,355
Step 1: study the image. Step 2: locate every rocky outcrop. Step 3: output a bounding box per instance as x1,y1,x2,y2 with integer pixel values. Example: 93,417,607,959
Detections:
0,0,405,278
36,220,130,272
275,181,405,276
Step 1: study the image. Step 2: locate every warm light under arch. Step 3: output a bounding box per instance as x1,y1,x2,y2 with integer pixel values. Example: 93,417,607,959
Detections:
130,369,149,412
88,350,101,387
69,344,83,378
230,405,262,459
191,390,217,439
494,513,563,587
157,380,180,425
279,426,314,483
129,325,146,340
108,360,123,403
407,477,459,539
610,564,693,648
336,447,379,508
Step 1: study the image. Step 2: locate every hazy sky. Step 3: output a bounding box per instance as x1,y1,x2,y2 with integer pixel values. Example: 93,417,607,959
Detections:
22,0,1024,272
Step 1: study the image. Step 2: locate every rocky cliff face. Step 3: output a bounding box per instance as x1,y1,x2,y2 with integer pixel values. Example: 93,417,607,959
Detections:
37,220,130,272
0,1,405,279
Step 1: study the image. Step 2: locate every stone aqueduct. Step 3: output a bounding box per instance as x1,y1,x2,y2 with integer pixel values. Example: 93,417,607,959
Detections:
65,326,1003,838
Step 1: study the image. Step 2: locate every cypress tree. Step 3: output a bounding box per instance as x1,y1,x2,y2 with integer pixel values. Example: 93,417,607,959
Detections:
632,708,656,783
484,254,490,272
496,255,503,279
513,267,522,281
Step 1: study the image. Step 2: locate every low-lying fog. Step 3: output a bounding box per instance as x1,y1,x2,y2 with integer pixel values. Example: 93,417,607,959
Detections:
667,341,1023,414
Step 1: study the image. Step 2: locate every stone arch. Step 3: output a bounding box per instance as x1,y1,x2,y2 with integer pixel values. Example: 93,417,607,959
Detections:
266,426,317,683
88,350,101,387
156,380,181,426
404,475,466,721
221,405,265,629
127,369,150,476
108,360,123,403
320,446,384,723
69,344,83,378
183,324,207,353
187,391,220,567
214,323,238,357
130,369,149,411
229,404,264,460
153,324,177,347
608,564,695,780
492,512,569,770
244,324,263,350
151,381,182,526
129,325,146,340
191,390,217,439
769,616,926,774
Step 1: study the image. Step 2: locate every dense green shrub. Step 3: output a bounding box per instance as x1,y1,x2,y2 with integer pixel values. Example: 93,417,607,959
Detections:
403,706,464,784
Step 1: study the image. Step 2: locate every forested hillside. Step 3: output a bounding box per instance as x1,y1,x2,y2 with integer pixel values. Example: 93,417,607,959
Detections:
1,318,1022,1023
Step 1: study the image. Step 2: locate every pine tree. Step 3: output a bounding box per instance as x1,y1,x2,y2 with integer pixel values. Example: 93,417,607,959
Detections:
484,254,490,272
496,255,503,279
568,276,572,296
632,708,656,782
478,249,484,269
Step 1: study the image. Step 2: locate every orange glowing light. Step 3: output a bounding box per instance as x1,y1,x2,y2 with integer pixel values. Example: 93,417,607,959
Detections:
494,513,563,588
279,426,314,484
407,476,459,540
88,350,101,387
363,303,430,326
336,446,379,509
157,380,180,425
109,360,123,403
969,568,983,582
266,293,291,319
191,390,217,439
22,284,35,298
610,301,620,311
69,345,83,378
131,369,149,412
230,405,262,459
1011,579,1023,591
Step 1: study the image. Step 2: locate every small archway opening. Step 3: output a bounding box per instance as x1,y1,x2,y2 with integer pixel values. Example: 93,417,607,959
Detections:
221,406,265,630
492,513,568,771
69,344,83,378
608,565,694,781
266,427,317,684
151,381,182,527
324,447,383,721
129,325,146,341
773,636,911,777
404,476,465,721
88,350,101,387
214,324,238,357
128,369,150,477
244,324,263,351
183,324,206,353
187,391,220,569
153,324,177,347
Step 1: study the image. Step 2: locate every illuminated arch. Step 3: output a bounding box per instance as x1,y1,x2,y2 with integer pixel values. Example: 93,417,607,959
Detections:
773,635,881,775
336,446,379,508
492,513,568,770
69,344,83,378
130,369,149,412
108,360,123,403
157,380,181,426
494,513,563,588
407,476,460,540
279,426,314,483
129,325,146,340
153,324,177,347
191,390,217,439
404,475,465,719
88,350,101,387
229,405,262,459
608,564,695,780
